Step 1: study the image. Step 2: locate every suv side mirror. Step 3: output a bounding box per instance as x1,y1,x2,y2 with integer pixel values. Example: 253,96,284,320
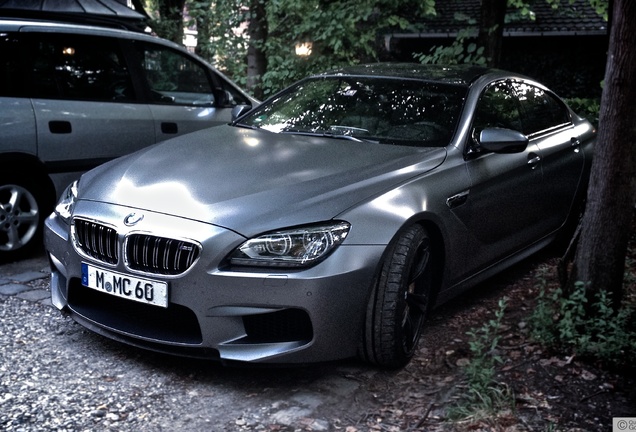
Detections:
479,128,528,154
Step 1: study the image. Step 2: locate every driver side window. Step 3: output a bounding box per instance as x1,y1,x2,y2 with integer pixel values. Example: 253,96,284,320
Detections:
468,81,522,155
473,81,522,133
135,43,216,106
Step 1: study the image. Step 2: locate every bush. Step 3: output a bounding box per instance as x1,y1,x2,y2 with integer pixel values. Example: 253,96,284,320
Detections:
529,280,636,369
564,97,601,127
448,298,514,420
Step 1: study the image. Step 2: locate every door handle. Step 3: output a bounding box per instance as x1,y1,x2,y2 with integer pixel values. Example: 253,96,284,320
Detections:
49,121,72,134
161,122,178,134
571,137,581,152
527,153,541,169
447,190,469,209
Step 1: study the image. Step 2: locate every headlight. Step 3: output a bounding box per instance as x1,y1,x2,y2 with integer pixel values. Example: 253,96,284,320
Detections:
230,221,350,268
54,180,79,222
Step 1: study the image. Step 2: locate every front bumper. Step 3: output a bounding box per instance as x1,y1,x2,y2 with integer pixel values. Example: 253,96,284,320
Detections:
44,203,384,364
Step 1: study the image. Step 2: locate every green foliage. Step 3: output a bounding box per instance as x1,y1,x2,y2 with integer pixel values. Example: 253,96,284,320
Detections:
184,0,248,87
449,298,514,420
151,0,435,96
564,97,600,127
588,0,609,20
146,7,184,42
464,298,506,396
529,280,636,368
147,0,609,96
507,0,537,21
413,29,486,66
145,0,188,43
260,0,436,96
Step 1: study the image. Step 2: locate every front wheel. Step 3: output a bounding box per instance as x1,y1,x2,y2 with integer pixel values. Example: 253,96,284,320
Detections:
360,225,436,368
0,180,48,262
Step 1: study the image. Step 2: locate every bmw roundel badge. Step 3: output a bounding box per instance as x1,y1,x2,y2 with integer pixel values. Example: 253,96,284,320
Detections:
124,212,144,226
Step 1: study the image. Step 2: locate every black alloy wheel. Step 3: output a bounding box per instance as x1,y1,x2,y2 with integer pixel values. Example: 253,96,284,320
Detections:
360,224,435,368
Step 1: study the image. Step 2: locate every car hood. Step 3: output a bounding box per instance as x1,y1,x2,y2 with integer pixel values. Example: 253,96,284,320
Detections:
79,125,446,236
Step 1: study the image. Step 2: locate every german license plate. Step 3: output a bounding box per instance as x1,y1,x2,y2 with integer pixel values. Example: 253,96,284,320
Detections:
81,263,168,308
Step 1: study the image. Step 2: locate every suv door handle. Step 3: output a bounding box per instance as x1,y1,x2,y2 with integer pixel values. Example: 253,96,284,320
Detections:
49,121,72,134
161,122,178,134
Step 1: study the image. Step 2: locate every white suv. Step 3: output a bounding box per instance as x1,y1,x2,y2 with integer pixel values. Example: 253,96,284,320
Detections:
0,18,257,261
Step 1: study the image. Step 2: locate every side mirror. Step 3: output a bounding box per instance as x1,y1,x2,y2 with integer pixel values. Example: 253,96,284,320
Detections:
479,128,528,154
231,104,252,121
214,88,237,107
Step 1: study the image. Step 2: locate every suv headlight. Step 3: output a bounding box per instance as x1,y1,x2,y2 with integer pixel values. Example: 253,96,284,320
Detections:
229,221,350,268
54,180,79,222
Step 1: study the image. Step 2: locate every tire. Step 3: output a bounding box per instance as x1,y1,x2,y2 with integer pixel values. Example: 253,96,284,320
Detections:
360,225,435,368
0,177,50,262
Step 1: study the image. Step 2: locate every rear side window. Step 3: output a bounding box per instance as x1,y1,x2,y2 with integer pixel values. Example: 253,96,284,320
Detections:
512,82,571,135
0,32,24,97
25,33,134,102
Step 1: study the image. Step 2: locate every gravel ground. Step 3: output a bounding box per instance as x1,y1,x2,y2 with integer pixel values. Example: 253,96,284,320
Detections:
4,248,633,431
0,253,446,432
0,290,398,432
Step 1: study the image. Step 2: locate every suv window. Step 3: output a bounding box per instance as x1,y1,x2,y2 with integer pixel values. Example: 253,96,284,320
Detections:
512,82,571,135
25,34,134,102
134,43,215,106
133,42,250,107
0,33,22,97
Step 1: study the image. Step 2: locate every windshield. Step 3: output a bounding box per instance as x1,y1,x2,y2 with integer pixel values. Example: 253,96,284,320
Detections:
238,76,467,147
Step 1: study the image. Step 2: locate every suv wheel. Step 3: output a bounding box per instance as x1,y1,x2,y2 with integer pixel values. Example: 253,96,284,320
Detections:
0,179,48,261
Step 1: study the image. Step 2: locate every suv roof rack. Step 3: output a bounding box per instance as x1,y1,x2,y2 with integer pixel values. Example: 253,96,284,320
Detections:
0,0,148,32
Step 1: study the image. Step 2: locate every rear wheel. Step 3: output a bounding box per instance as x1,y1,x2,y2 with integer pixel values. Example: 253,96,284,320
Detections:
0,178,49,262
360,225,435,368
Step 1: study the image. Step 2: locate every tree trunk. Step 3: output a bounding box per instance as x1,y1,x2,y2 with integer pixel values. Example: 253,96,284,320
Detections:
569,0,636,307
157,0,186,44
478,0,507,67
246,0,268,100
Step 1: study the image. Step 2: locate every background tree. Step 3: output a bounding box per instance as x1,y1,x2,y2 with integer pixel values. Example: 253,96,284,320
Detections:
246,0,268,99
146,0,436,96
146,0,187,43
477,0,507,67
568,0,636,307
188,0,215,60
261,0,435,96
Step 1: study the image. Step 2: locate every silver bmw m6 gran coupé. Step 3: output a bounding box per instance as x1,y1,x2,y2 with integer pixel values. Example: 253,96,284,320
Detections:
44,64,595,368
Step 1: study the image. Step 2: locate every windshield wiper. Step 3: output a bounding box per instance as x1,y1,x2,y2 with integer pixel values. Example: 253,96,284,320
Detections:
280,129,366,142
233,123,260,130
